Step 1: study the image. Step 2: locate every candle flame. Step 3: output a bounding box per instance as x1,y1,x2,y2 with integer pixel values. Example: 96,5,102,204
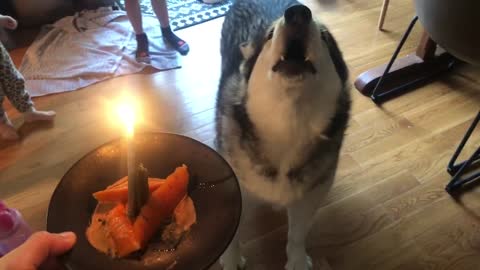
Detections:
116,98,136,138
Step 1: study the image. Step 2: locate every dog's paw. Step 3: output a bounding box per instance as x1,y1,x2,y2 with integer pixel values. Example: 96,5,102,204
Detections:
285,255,312,270
220,255,246,270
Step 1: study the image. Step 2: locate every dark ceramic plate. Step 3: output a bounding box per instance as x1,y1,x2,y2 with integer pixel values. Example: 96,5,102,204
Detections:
47,133,241,270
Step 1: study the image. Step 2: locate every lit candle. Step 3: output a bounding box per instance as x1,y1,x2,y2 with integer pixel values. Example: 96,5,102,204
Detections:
116,101,137,218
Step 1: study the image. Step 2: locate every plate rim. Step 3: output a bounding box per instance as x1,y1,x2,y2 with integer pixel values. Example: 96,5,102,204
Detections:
46,131,242,270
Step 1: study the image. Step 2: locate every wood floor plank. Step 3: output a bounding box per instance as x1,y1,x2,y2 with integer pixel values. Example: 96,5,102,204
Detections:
328,196,460,270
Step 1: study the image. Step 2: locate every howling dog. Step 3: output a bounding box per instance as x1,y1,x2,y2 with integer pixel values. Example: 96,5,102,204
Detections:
215,0,350,269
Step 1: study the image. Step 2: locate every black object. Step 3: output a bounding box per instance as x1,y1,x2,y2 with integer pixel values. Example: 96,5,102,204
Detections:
47,132,241,270
369,16,455,103
284,5,312,26
371,16,418,102
357,0,480,103
446,112,480,194
415,0,480,66
353,16,456,103
0,0,16,17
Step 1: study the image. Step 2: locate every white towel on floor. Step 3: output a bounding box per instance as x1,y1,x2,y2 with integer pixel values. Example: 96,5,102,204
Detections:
19,7,181,97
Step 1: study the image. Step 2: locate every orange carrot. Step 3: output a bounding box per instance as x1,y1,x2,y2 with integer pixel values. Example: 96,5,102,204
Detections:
107,176,128,189
93,178,165,203
106,203,141,257
133,165,189,247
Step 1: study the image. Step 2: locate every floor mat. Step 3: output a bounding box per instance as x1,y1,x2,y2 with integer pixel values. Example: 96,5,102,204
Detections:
20,8,180,97
118,0,233,30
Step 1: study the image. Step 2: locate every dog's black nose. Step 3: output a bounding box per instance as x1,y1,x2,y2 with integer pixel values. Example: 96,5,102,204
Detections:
284,5,312,26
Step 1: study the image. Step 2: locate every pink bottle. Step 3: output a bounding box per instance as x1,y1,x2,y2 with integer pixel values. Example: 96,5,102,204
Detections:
0,201,31,257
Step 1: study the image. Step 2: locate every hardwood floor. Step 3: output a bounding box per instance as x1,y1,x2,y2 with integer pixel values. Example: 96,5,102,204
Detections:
2,0,480,269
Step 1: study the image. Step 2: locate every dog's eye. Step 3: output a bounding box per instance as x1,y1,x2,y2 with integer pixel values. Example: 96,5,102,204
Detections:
266,29,274,40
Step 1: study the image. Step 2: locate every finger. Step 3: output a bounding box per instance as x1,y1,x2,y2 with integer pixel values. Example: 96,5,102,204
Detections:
15,231,76,269
39,256,66,270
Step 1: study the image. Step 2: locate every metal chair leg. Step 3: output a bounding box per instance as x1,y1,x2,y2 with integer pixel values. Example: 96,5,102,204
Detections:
370,16,419,103
445,111,480,194
447,111,480,175
446,148,480,194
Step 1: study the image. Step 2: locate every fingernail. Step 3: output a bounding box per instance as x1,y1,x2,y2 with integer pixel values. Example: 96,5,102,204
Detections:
59,231,76,241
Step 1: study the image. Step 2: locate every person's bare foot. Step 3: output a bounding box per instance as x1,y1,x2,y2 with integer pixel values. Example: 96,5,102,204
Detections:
24,108,56,123
0,15,18,30
0,116,19,140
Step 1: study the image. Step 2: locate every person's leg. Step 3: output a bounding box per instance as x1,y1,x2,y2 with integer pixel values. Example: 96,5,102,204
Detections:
0,43,55,125
151,0,169,27
151,0,190,55
0,95,19,140
125,0,149,58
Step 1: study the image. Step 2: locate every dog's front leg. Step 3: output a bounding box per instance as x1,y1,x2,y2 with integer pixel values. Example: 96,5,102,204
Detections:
285,197,315,270
220,184,246,270
220,231,246,270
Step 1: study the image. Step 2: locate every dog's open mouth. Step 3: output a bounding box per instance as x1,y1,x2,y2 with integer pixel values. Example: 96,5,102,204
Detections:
272,39,317,77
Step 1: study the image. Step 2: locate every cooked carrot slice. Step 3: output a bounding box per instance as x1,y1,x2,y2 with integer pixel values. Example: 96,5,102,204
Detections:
93,178,164,203
133,165,189,247
106,203,141,257
107,176,128,189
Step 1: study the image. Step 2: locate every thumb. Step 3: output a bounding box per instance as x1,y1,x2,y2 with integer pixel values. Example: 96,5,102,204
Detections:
16,231,76,269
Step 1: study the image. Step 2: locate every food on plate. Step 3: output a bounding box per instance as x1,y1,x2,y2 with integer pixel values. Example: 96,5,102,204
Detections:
86,165,196,258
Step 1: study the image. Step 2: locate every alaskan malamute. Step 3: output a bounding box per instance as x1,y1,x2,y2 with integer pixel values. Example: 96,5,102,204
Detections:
215,0,350,269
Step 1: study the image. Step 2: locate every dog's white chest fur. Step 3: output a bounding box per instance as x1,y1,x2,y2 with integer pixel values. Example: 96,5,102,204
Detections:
229,57,341,205
247,74,337,164
220,12,345,206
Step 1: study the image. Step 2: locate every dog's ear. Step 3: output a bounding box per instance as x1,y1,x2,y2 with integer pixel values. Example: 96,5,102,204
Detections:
240,42,255,60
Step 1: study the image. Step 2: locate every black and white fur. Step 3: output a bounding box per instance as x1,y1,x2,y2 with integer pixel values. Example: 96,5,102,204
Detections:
215,0,350,269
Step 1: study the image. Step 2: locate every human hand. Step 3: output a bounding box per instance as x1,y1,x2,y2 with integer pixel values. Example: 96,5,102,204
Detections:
0,15,18,30
0,231,76,270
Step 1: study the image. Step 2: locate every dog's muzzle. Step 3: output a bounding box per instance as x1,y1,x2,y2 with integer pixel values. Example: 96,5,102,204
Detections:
272,5,317,77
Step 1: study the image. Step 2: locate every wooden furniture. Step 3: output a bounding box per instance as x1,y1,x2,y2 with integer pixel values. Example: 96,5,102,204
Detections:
358,0,480,193
415,0,480,66
354,19,455,103
377,0,390,30
415,0,480,193
355,0,479,103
